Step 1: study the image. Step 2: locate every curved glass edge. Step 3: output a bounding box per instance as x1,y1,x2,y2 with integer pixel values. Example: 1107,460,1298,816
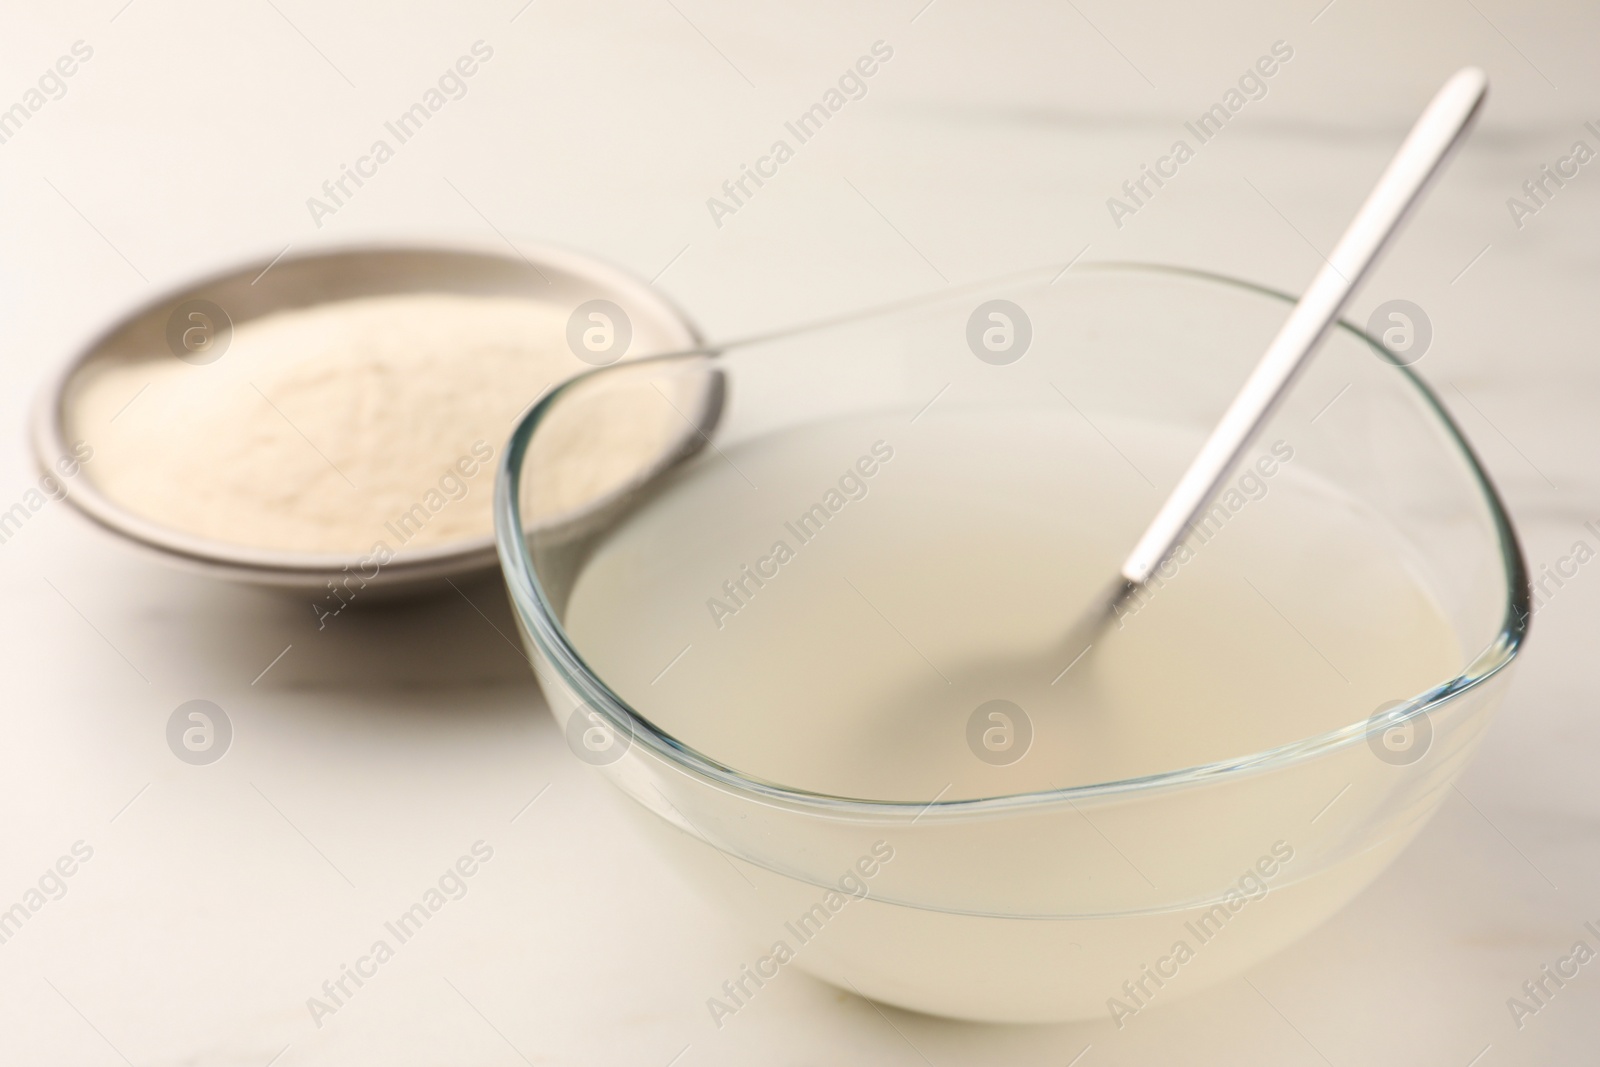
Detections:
493,262,1531,821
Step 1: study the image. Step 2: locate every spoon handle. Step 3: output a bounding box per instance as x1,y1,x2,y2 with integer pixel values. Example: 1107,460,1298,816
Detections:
1119,67,1488,585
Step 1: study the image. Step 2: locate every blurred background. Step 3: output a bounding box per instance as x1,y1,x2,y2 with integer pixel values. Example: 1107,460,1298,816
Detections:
1,1,1596,1063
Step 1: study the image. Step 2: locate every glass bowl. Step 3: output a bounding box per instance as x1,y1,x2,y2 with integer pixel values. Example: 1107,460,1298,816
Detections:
494,263,1528,1023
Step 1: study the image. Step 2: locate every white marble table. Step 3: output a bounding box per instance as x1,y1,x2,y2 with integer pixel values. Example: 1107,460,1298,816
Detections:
1,1,1596,1063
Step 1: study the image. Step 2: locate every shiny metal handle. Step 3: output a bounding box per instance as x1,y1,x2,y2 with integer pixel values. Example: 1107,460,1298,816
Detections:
1120,66,1489,585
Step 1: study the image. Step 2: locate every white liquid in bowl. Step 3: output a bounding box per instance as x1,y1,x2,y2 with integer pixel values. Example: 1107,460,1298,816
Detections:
560,407,1468,1020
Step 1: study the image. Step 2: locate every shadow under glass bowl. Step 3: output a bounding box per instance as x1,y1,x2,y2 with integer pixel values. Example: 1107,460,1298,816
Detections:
495,262,1528,1022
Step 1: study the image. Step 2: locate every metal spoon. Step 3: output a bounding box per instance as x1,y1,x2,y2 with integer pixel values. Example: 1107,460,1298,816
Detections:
1062,66,1489,662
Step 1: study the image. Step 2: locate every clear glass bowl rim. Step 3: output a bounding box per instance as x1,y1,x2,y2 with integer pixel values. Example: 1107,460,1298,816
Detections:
494,261,1531,818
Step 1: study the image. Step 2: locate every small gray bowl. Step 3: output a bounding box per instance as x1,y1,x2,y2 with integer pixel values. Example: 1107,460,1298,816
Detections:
31,239,705,596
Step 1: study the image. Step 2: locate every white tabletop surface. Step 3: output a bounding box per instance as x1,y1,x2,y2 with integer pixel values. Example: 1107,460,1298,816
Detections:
2,1,1597,1063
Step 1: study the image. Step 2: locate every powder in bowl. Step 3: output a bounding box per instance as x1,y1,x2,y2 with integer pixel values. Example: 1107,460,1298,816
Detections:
66,292,689,556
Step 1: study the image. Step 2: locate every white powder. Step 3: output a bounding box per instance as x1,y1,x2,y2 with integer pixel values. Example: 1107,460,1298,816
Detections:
69,293,697,555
